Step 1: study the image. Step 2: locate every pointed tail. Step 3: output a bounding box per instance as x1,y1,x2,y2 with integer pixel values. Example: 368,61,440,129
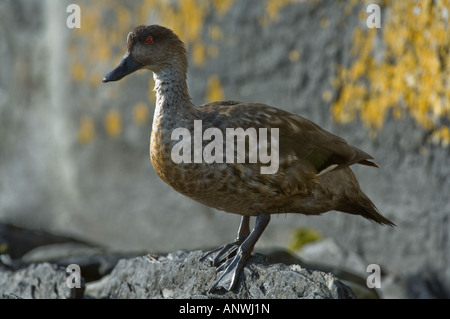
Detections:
339,194,396,227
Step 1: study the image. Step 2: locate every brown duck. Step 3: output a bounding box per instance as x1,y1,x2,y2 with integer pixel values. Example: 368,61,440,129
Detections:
103,25,395,293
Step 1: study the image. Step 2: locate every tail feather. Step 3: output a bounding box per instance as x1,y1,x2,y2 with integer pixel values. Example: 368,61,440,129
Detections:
339,195,396,227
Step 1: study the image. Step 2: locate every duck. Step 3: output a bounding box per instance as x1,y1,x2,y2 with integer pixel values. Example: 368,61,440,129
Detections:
102,24,395,293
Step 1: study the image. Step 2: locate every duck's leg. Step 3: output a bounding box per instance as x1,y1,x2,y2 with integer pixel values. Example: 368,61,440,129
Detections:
201,216,250,266
208,213,270,293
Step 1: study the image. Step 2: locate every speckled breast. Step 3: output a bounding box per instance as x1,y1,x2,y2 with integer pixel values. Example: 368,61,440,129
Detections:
150,127,272,215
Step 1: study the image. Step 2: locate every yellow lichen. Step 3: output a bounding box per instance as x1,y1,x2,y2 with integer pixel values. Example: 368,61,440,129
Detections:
264,0,298,23
212,0,235,16
133,102,150,126
431,126,450,147
77,116,95,144
206,75,225,103
332,0,450,146
71,62,86,83
192,42,206,66
104,108,122,138
208,25,224,41
288,49,301,62
320,17,330,28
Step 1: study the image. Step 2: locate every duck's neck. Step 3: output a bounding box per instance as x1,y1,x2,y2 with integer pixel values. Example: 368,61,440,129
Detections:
153,65,196,117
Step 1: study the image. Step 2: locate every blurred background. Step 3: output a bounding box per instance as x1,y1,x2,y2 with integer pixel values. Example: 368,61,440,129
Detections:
0,0,449,298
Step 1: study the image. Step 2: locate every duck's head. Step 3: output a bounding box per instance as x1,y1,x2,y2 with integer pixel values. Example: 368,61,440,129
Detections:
102,25,187,83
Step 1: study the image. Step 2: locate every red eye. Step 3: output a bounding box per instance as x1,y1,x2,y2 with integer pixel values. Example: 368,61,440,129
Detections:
145,36,153,44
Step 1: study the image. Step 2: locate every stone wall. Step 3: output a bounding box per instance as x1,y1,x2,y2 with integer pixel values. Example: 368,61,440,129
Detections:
0,0,448,297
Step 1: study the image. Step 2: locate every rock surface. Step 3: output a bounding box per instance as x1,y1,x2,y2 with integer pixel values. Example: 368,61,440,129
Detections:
0,249,354,299
0,263,85,299
0,222,356,299
89,250,355,299
2,221,447,299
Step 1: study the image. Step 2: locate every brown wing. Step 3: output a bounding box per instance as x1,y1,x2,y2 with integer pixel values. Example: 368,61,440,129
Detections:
198,101,378,175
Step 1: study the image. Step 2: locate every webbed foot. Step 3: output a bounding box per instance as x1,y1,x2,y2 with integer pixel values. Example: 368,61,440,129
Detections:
208,247,250,293
206,213,270,293
200,240,241,266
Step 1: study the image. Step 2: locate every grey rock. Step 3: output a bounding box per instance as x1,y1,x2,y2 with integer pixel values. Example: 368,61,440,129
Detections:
0,262,85,299
262,246,381,299
92,250,354,299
